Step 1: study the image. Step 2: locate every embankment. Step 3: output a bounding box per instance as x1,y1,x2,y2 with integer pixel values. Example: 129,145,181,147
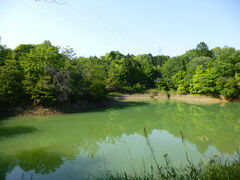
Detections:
1,93,238,117
108,93,231,104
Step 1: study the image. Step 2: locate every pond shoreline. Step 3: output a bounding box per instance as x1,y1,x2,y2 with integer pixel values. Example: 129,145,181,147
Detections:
0,93,239,117
108,93,234,103
1,98,240,180
0,98,120,117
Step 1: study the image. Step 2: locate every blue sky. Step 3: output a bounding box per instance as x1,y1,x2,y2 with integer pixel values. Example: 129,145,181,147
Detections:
0,0,240,57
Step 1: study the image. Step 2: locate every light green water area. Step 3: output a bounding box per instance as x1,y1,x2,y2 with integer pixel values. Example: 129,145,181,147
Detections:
0,100,240,180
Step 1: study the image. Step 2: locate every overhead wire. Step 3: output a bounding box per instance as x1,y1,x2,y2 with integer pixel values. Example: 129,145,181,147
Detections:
21,0,129,54
66,1,137,51
78,0,140,51
40,0,135,53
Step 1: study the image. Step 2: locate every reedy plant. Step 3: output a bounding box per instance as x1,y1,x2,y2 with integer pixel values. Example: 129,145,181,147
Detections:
96,129,240,180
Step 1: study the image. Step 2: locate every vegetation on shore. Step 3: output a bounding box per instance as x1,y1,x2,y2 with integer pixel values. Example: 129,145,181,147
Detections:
1,39,240,110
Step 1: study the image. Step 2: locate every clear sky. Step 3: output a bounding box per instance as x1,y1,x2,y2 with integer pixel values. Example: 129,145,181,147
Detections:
0,0,240,57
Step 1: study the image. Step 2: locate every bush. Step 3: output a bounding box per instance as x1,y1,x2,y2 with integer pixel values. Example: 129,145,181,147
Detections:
154,78,166,91
177,84,188,94
216,77,239,100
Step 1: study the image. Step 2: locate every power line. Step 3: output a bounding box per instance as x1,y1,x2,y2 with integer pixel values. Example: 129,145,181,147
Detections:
67,1,137,50
41,0,133,52
22,0,126,53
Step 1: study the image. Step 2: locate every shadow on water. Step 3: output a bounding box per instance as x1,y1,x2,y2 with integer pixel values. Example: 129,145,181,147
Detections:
0,148,64,180
0,126,38,139
55,99,149,114
0,116,11,123
0,99,149,118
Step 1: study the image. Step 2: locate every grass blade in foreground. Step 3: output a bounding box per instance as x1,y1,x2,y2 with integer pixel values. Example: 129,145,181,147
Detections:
96,129,240,180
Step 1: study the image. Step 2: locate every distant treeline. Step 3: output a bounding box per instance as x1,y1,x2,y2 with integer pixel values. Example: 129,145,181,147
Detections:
0,39,240,107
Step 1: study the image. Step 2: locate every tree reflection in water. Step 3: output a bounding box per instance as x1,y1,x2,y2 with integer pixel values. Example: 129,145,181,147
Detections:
0,100,239,179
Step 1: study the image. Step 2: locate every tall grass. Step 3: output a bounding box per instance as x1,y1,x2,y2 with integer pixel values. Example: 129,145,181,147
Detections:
96,129,240,180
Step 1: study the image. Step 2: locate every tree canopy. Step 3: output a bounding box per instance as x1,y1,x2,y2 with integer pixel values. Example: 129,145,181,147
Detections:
0,40,239,107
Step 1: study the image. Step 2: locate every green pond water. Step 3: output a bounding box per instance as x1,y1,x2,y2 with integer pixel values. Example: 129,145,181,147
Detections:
0,100,240,180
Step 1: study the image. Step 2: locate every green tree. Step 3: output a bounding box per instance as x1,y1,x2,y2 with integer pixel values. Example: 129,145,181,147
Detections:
161,56,187,89
216,77,239,100
104,51,125,62
152,55,170,66
0,44,13,66
181,49,197,62
79,56,107,100
14,44,35,61
63,58,84,101
19,41,64,105
172,71,188,94
0,60,24,106
134,54,155,88
196,42,213,57
154,78,166,90
187,56,213,75
212,47,240,77
105,61,126,92
189,64,217,95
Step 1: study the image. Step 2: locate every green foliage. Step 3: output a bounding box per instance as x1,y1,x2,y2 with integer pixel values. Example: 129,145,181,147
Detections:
79,56,107,100
216,77,239,100
172,71,186,88
134,54,155,88
196,41,213,57
19,41,64,105
189,64,217,94
31,76,56,106
14,44,35,60
0,60,24,106
0,44,13,66
177,84,188,94
105,57,128,92
172,71,188,94
212,47,240,77
104,53,155,93
104,51,125,61
236,62,240,73
154,78,166,91
0,39,240,108
161,56,187,89
152,55,169,66
237,73,240,89
181,49,197,61
187,56,213,76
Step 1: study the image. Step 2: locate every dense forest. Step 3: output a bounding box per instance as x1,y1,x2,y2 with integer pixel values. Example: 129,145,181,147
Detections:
0,39,240,107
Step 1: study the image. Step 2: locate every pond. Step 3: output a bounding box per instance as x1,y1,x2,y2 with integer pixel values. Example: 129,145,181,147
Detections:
0,100,240,180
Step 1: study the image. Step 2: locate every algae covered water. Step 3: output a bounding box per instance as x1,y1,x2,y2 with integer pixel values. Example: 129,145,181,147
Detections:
0,100,240,180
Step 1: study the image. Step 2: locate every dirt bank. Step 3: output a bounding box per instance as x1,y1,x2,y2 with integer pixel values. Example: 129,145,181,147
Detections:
1,93,238,117
108,93,232,104
1,99,121,117
169,94,225,104
106,93,168,102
